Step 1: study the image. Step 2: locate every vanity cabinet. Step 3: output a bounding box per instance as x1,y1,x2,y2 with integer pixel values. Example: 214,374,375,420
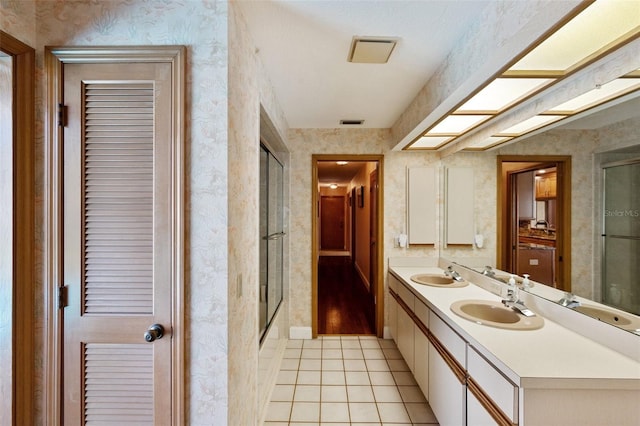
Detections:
395,279,416,371
428,312,467,425
388,274,398,342
413,300,430,399
535,172,556,200
388,272,519,426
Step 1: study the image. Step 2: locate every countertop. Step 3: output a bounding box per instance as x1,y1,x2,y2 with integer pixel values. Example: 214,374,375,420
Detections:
389,265,640,389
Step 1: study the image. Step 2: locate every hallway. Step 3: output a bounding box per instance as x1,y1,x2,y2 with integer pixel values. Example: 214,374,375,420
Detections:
318,256,375,335
263,336,439,425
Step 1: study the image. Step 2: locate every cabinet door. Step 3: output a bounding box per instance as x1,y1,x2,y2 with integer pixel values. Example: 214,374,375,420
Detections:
414,326,429,400
467,389,497,426
517,171,535,220
397,306,415,372
428,342,466,426
388,292,398,343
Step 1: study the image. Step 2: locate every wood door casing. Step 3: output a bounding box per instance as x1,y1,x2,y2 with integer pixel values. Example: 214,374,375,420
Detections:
45,46,185,426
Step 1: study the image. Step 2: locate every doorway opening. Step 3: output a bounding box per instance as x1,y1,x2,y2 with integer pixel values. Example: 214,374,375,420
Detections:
497,156,571,292
312,155,384,337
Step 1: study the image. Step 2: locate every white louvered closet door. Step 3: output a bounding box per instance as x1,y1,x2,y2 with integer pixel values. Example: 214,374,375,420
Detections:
63,62,173,425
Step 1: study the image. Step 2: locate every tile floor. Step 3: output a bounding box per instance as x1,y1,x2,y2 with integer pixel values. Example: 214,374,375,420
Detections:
263,336,439,425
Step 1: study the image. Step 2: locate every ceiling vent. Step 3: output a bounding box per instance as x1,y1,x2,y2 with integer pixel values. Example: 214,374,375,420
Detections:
348,37,398,64
340,119,365,125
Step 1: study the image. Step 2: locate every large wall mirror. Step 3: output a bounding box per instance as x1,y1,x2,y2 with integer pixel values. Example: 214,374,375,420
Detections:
443,85,640,336
0,30,35,424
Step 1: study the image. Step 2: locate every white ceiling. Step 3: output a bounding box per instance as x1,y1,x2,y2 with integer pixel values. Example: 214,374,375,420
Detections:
238,0,491,129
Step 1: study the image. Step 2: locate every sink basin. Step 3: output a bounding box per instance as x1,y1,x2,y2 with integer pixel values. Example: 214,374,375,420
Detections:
410,274,468,288
574,304,640,331
450,300,544,330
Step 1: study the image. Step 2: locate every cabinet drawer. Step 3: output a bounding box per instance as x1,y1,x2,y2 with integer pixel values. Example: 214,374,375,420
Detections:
429,311,465,368
389,273,399,293
398,282,415,310
467,346,518,422
414,299,429,328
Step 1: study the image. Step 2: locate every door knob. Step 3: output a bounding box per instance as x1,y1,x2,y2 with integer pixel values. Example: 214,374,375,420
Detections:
144,324,164,342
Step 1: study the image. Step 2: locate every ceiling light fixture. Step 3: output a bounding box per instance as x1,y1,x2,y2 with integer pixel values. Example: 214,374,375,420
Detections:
329,184,338,189
406,0,640,151
336,161,348,165
348,36,398,64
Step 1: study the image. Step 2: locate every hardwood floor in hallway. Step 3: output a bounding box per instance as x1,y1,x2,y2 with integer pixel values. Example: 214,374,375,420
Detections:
318,256,375,335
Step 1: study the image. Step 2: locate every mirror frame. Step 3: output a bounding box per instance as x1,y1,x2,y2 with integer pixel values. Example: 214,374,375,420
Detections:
0,30,35,425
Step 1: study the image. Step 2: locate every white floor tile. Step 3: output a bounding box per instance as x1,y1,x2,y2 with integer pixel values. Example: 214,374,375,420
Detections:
299,358,321,371
378,338,396,348
387,358,410,372
346,385,375,402
349,402,380,422
365,359,390,371
342,348,364,359
341,339,361,349
303,339,323,349
297,370,322,385
290,401,320,422
343,359,367,371
286,340,303,349
322,339,342,349
363,348,386,359
284,348,302,359
320,402,350,423
301,348,323,359
345,371,370,386
369,371,395,386
321,385,348,402
323,348,343,359
360,339,381,349
322,359,344,371
382,347,403,359
294,385,321,402
377,402,411,423
322,370,346,385
392,371,417,386
372,385,403,402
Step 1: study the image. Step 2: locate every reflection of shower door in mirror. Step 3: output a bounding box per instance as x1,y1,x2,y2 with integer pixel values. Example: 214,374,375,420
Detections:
602,160,640,315
259,145,284,342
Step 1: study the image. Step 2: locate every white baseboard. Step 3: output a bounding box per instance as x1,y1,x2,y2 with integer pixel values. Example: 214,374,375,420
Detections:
289,326,312,339
383,326,392,340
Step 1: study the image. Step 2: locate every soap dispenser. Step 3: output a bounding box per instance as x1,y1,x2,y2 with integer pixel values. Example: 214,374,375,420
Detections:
507,274,518,301
522,274,531,290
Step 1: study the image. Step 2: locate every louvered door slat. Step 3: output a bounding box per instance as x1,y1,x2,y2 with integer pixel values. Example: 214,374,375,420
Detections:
84,344,153,425
83,82,154,316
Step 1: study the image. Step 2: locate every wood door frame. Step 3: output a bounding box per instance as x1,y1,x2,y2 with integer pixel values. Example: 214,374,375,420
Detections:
312,154,384,337
497,155,572,291
44,46,186,425
0,31,35,426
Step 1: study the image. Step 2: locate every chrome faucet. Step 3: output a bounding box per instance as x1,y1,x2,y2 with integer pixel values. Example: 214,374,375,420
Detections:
558,292,581,309
445,266,464,282
502,285,536,317
535,219,550,234
482,265,496,278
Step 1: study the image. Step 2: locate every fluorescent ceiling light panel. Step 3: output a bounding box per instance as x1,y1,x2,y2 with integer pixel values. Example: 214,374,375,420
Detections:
410,136,453,149
495,115,564,135
348,37,397,63
457,78,554,112
509,1,640,72
547,78,640,112
427,114,491,134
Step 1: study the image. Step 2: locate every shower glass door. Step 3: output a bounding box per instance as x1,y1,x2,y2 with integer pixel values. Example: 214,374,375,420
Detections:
259,144,284,342
602,160,640,315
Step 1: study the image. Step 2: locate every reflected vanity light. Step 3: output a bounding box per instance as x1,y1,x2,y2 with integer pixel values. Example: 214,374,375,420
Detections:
406,0,640,151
